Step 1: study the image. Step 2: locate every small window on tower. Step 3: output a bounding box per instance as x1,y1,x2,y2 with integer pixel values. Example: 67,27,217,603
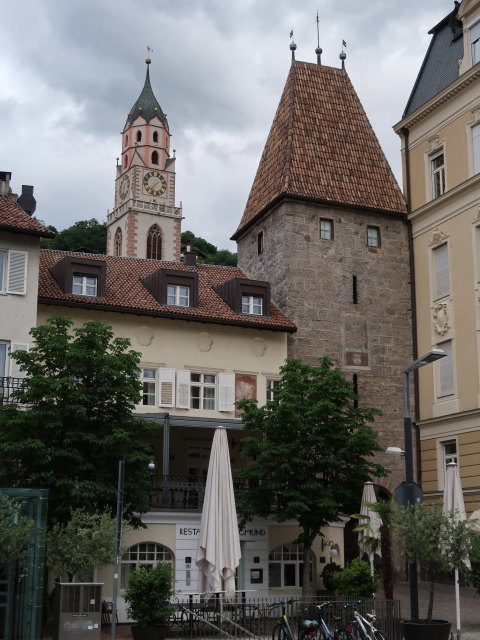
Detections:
153,131,159,143
124,154,128,168
152,151,159,165
136,131,142,143
147,224,162,260
114,228,122,257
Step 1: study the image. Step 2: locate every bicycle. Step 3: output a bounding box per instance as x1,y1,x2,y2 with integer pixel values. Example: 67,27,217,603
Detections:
344,602,387,640
270,600,319,640
312,602,356,640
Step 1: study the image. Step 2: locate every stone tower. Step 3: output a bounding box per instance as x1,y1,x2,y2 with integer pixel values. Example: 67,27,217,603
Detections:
232,59,413,494
106,58,182,260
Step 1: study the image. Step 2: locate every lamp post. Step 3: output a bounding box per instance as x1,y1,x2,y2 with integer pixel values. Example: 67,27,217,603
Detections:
111,457,156,640
402,348,446,621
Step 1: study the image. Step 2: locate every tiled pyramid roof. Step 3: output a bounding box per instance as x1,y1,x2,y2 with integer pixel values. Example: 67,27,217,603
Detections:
0,196,54,237
39,250,296,333
233,61,406,239
127,64,167,125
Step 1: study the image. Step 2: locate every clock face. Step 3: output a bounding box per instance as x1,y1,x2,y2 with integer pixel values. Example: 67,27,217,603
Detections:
119,175,130,200
143,171,167,197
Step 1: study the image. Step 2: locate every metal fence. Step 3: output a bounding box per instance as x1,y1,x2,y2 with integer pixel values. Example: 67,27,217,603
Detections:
149,476,250,511
166,595,401,640
0,376,25,404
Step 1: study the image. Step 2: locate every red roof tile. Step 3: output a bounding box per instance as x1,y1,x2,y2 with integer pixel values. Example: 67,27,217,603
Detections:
38,250,296,333
233,61,406,239
0,196,54,237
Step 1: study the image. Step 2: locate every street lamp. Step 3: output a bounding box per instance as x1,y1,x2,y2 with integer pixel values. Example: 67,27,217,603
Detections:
402,348,446,621
111,457,156,640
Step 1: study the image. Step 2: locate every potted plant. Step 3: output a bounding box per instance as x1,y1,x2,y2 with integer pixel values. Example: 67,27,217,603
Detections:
125,561,175,640
394,502,477,640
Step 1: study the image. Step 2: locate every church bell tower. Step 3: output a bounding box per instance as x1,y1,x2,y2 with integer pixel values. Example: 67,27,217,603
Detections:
106,58,182,260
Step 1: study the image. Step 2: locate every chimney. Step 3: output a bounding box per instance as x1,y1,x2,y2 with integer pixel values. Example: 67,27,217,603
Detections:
0,171,12,197
17,185,36,216
183,244,198,266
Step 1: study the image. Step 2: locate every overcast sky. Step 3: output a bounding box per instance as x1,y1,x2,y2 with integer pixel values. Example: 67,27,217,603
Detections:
0,0,453,251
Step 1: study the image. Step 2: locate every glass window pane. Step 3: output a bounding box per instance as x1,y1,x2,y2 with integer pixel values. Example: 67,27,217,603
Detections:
269,563,281,588
204,375,215,385
284,563,296,586
0,343,7,378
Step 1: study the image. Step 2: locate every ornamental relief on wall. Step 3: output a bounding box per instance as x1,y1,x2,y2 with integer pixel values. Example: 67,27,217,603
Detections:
432,301,451,337
429,228,449,247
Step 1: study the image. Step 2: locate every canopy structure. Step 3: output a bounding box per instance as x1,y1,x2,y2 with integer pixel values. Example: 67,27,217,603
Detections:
443,462,469,640
358,481,382,574
196,427,241,596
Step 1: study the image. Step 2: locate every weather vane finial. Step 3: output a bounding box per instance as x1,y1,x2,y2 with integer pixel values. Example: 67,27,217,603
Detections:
289,29,297,62
315,10,322,65
339,40,347,69
146,46,153,65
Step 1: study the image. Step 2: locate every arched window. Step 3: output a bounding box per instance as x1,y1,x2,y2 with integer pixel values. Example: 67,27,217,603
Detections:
147,224,162,260
268,543,313,588
151,151,159,165
136,130,142,142
121,542,173,589
153,131,158,143
114,227,122,257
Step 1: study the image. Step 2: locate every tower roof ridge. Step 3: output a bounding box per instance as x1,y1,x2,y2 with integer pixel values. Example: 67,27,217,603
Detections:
232,60,406,240
127,61,167,125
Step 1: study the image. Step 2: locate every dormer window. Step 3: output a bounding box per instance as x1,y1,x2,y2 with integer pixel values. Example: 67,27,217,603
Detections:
167,284,190,307
141,268,198,308
152,151,159,165
242,295,263,315
73,275,98,297
153,131,159,143
136,131,142,143
50,256,106,298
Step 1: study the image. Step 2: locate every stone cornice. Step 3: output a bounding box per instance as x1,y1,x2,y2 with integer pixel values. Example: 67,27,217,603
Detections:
394,64,480,132
418,406,480,428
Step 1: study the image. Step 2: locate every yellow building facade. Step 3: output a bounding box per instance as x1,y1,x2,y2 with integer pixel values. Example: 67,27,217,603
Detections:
395,0,480,510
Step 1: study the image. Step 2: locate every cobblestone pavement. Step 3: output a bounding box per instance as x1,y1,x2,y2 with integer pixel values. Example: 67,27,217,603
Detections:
390,581,480,638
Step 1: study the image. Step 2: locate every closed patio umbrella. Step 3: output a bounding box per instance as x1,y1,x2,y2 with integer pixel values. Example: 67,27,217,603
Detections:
443,462,470,640
196,426,241,597
358,481,382,574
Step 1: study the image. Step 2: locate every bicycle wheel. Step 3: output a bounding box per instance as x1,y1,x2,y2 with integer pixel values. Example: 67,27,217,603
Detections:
299,631,320,640
334,629,355,640
272,623,292,640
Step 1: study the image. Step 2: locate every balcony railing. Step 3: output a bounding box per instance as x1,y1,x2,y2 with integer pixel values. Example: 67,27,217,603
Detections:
148,475,251,511
0,377,25,404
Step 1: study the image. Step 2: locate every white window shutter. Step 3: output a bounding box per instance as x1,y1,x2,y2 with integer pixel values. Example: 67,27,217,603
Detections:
434,244,449,299
176,370,191,409
7,251,27,295
439,341,454,397
218,373,235,412
10,343,29,378
158,368,175,407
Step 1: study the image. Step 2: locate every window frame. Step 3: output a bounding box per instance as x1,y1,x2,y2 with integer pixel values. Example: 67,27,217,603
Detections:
437,340,455,398
431,150,446,199
433,243,450,300
266,378,280,402
367,226,381,248
320,218,334,240
268,543,310,589
190,372,217,410
121,542,173,590
0,341,9,378
139,368,157,406
72,274,98,297
242,294,263,315
167,284,190,307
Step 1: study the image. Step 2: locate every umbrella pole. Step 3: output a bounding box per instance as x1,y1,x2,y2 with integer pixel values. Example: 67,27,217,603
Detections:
455,566,461,640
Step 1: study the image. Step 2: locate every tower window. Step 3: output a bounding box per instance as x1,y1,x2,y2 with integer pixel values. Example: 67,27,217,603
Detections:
257,231,264,255
367,226,381,248
151,151,159,165
320,218,333,240
123,154,128,168
153,131,159,143
147,224,162,260
114,227,122,257
136,131,142,143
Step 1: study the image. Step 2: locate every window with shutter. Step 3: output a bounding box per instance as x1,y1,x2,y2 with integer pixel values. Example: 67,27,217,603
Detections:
218,373,235,412
434,244,449,300
6,251,27,295
438,340,454,397
10,343,28,378
176,370,191,409
159,368,175,407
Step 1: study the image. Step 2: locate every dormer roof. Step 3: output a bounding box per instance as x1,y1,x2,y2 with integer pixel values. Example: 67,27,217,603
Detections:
232,61,406,240
127,63,167,126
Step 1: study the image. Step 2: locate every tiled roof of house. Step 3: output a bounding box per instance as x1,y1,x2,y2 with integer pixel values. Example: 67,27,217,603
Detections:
403,6,463,117
0,196,54,237
38,250,296,333
233,61,406,239
127,63,167,125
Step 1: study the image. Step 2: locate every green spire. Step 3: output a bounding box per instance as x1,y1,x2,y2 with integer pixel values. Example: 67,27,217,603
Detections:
127,60,167,125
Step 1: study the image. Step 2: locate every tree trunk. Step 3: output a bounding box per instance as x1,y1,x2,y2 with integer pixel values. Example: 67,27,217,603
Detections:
302,541,315,597
427,579,435,620
379,522,394,599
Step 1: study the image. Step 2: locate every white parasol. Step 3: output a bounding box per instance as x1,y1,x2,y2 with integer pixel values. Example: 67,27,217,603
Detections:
443,462,470,640
196,427,241,597
358,481,382,574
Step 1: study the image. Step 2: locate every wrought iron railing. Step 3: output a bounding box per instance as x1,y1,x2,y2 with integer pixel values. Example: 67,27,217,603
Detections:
0,377,25,404
148,475,250,511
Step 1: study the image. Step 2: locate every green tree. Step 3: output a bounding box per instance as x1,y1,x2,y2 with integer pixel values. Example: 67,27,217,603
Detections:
0,316,158,527
235,357,386,595
47,508,129,582
0,496,34,569
41,218,106,253
331,558,378,597
181,230,237,266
